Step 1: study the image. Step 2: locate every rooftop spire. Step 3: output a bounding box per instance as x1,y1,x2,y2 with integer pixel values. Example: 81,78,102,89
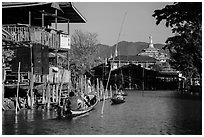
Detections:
115,46,118,57
149,36,154,48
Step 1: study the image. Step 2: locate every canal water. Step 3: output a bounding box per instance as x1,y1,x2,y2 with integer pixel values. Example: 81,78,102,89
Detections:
2,90,202,135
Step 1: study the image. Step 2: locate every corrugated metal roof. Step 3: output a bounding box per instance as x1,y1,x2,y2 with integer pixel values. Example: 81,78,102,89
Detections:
2,2,86,25
110,55,157,63
2,2,48,8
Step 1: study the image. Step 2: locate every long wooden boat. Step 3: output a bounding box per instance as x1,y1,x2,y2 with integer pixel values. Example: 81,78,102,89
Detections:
57,96,99,119
70,98,98,117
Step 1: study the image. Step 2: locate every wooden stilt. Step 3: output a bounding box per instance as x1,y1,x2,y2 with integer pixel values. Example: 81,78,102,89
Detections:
56,83,59,104
96,78,99,99
46,82,51,109
52,84,55,103
2,67,6,110
84,75,87,93
16,62,21,114
81,76,83,94
29,43,34,109
31,74,35,108
101,80,105,115
42,83,46,104
100,81,104,100
110,85,113,98
58,69,65,105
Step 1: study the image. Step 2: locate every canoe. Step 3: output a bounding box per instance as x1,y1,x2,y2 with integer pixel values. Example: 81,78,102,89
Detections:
70,98,98,117
57,96,98,119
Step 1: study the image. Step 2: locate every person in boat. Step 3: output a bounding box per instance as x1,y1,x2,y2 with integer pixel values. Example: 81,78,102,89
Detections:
56,98,64,117
69,91,87,110
113,85,124,100
63,96,72,116
118,85,126,96
90,95,97,105
117,86,122,95
83,94,91,107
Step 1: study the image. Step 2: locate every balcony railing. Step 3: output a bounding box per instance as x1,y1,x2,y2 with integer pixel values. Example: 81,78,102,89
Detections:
3,25,60,49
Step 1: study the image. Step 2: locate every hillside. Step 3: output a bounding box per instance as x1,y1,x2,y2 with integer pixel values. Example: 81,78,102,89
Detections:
96,41,169,59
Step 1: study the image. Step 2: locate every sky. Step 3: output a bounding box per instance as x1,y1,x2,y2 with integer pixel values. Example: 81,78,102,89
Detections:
56,2,174,46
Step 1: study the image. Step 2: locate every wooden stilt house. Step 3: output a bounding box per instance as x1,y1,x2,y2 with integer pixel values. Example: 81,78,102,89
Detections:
2,2,86,110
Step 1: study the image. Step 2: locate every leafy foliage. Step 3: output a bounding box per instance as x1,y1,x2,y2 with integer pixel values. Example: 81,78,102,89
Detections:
2,48,15,68
70,30,101,78
152,2,202,79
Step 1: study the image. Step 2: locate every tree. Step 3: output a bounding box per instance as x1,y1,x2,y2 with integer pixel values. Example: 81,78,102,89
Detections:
152,2,202,79
70,29,100,78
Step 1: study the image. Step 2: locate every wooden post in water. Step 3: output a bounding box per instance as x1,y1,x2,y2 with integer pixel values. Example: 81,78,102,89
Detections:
110,85,112,98
29,44,34,109
46,82,51,109
81,76,84,94
142,67,144,96
58,83,62,105
16,62,21,114
2,67,6,110
115,84,118,95
84,75,87,93
106,86,108,99
100,81,104,101
42,83,46,104
58,69,65,105
56,83,59,104
31,75,35,108
52,84,55,103
96,78,99,99
101,80,105,115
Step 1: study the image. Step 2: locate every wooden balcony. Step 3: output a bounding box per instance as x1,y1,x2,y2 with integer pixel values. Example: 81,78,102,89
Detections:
3,25,60,49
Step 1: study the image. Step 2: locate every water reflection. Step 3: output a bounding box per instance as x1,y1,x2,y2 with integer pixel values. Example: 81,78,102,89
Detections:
2,90,202,135
14,114,18,134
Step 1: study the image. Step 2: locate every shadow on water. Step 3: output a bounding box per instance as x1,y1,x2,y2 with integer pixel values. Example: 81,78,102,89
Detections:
2,90,202,135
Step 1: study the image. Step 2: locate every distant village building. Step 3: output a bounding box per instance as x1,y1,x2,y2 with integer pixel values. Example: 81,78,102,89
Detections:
109,37,161,70
100,36,179,90
110,55,157,70
138,36,168,63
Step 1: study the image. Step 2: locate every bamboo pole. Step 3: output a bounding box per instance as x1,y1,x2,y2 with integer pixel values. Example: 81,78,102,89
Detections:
29,11,31,26
84,75,87,93
142,67,144,96
96,78,99,99
101,80,105,115
52,84,55,103
42,83,46,104
42,10,44,27
100,81,104,100
81,76,83,94
55,9,57,29
56,83,59,104
2,67,6,110
46,82,50,109
16,62,21,114
30,44,34,109
110,85,112,98
58,69,65,105
115,84,118,94
31,74,35,108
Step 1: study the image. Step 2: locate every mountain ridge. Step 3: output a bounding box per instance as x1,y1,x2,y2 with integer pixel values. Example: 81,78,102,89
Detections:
96,41,169,59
